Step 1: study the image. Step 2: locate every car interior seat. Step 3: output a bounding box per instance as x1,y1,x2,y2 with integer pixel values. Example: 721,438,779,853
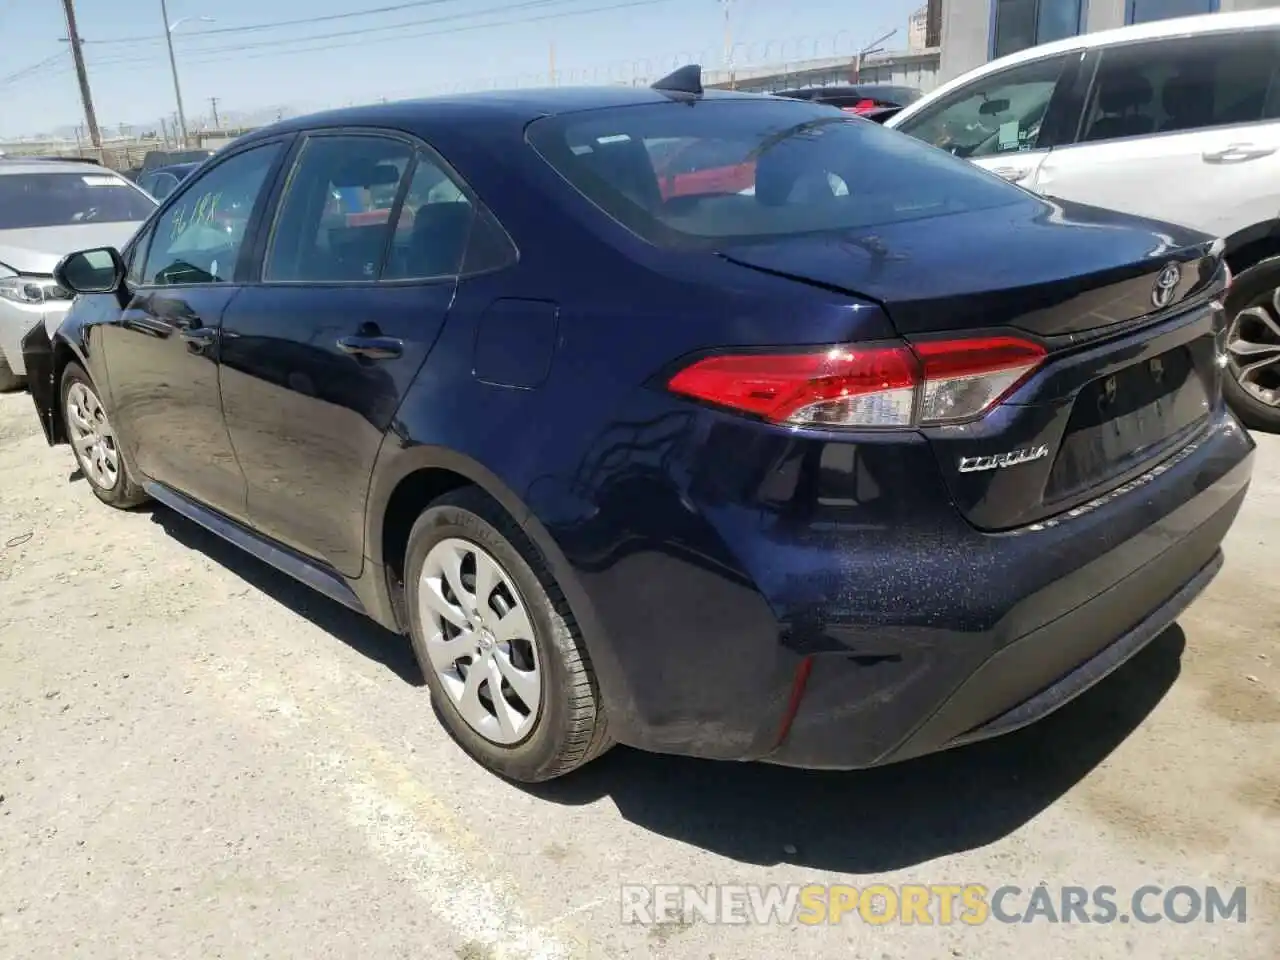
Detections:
1085,69,1157,141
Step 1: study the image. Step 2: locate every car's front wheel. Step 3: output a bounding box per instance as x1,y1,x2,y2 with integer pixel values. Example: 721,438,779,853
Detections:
1224,259,1280,432
404,487,612,782
60,362,149,509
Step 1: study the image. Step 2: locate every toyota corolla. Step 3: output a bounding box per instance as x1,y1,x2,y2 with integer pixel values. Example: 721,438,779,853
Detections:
22,70,1253,782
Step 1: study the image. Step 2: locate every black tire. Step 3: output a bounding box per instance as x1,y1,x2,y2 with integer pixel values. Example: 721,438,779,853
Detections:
1223,259,1280,432
0,352,24,392
404,487,612,782
60,362,149,509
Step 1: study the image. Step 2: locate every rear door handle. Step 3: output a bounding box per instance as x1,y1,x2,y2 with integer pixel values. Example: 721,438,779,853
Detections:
991,166,1030,183
178,325,216,354
1202,144,1277,164
337,335,403,360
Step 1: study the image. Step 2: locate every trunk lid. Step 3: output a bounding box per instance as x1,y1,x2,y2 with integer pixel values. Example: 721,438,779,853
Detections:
718,197,1220,339
720,197,1227,531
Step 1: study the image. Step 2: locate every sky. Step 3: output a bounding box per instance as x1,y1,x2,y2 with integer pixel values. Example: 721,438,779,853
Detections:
0,0,921,138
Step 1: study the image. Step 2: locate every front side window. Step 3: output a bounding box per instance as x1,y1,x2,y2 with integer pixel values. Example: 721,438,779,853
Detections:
1079,29,1280,143
994,0,1084,59
0,172,155,230
265,135,414,283
528,99,1027,250
896,55,1069,158
141,142,281,287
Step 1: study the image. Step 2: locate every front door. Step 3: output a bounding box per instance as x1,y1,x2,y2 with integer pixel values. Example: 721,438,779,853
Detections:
218,132,486,575
890,51,1082,188
102,140,287,520
1034,27,1280,238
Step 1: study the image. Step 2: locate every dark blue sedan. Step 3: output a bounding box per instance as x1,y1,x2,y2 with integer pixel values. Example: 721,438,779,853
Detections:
22,71,1254,782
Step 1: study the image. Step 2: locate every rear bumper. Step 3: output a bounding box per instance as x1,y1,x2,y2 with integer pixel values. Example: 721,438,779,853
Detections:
767,415,1252,769
570,405,1253,769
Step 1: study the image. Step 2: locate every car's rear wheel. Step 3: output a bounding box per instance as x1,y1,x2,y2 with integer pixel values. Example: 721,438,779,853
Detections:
1224,261,1280,432
404,487,611,782
60,362,149,509
0,352,24,392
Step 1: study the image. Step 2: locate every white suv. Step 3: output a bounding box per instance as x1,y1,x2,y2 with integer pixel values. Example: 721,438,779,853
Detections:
887,10,1280,429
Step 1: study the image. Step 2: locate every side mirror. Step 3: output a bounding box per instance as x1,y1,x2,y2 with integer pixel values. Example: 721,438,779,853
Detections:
54,247,126,296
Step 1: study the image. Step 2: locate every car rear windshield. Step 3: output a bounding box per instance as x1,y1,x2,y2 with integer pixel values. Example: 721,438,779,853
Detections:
0,172,155,229
526,99,1026,249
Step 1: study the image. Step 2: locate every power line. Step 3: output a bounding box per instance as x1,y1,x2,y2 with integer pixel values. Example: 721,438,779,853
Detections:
169,0,584,57
83,0,565,46
0,52,65,87
180,0,679,66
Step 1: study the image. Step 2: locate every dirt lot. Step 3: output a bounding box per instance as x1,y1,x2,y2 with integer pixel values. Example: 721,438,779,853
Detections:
1,388,1277,959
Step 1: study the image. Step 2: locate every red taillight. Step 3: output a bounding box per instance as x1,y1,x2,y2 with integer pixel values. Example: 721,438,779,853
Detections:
666,336,1046,429
842,99,879,114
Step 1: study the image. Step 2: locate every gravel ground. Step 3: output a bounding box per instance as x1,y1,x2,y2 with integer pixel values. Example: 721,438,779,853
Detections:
1,388,1277,960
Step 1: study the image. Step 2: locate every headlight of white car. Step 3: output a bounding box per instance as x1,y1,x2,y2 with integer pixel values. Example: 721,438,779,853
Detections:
0,275,74,304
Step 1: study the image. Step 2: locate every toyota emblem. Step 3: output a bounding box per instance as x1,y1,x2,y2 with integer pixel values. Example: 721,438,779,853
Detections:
1151,262,1182,309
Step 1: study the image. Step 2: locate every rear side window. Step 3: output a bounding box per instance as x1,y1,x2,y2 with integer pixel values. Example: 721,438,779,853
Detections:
265,135,414,282
527,99,1026,250
1079,29,1280,143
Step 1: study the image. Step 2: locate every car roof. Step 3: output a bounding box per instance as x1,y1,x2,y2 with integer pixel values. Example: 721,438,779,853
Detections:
0,158,121,176
232,85,770,144
891,7,1280,125
147,162,199,176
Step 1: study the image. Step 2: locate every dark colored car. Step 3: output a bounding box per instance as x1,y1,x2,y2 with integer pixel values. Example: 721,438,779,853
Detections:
22,77,1253,783
135,162,200,202
775,83,922,121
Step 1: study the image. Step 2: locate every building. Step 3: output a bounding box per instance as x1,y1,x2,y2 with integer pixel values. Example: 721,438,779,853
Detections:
909,5,930,49
940,0,1280,82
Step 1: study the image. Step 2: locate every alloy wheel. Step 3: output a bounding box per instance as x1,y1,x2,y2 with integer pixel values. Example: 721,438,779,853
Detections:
1227,284,1280,408
418,537,543,745
66,382,121,490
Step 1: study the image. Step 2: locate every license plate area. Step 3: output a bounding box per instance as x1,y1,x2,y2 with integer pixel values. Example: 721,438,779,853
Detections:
1044,346,1208,502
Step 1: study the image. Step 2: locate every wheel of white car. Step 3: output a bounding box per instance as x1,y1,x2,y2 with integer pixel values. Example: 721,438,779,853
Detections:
60,362,149,509
404,487,612,782
1223,258,1280,432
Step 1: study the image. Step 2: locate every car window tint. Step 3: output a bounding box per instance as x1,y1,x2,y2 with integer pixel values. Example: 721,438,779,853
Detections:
1080,30,1280,143
528,99,1026,250
265,135,413,283
381,153,474,280
896,54,1069,158
142,143,281,286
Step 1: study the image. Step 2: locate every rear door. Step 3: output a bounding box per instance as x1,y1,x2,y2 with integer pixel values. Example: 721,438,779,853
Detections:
218,131,490,576
1035,26,1280,238
890,49,1087,187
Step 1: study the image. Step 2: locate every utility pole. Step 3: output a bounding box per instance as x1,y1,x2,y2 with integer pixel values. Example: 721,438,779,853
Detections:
549,40,556,86
209,96,220,129
60,0,102,152
159,0,189,146
718,0,736,89
160,116,170,147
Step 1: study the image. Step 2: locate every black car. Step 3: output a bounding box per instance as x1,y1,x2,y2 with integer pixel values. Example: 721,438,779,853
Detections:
22,68,1253,783
774,83,922,121
136,162,200,201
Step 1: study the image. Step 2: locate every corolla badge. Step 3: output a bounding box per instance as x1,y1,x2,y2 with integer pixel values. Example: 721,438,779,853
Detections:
957,444,1050,474
1151,262,1182,309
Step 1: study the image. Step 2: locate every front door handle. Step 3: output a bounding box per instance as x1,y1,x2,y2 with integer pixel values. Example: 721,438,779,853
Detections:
1202,143,1277,164
337,335,403,361
991,166,1030,183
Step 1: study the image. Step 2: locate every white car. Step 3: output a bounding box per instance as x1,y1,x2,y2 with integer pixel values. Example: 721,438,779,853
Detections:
0,160,155,391
886,9,1280,429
